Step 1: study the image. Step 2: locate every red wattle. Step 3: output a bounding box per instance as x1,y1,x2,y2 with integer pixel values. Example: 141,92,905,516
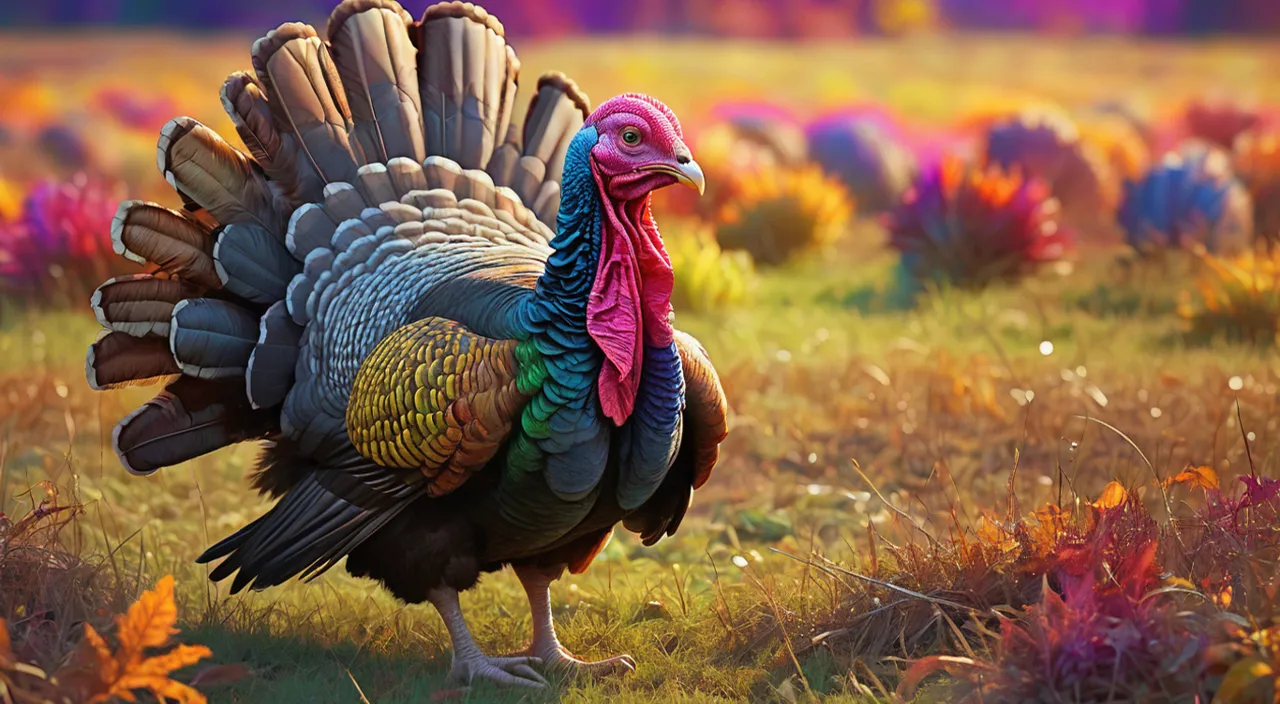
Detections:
587,162,674,425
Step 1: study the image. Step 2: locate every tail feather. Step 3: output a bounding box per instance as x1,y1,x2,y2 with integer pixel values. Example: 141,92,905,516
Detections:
285,202,338,260
111,201,219,289
246,302,302,410
87,332,180,391
169,299,260,380
522,73,589,187
91,274,200,338
158,117,290,233
353,162,398,205
113,377,276,475
198,467,417,593
252,23,362,190
417,1,516,170
214,224,302,304
222,72,315,205
422,154,463,191
328,0,425,165
531,181,561,227
386,155,428,193
321,181,368,222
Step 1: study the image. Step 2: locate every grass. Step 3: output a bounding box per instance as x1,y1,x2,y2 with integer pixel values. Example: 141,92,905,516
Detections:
4,236,1280,702
0,28,1277,704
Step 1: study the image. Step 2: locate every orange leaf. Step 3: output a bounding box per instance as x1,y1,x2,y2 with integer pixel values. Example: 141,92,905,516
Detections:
68,576,212,704
114,575,179,665
1092,481,1127,510
0,618,12,664
130,644,213,678
896,655,991,699
1166,465,1220,491
79,623,119,683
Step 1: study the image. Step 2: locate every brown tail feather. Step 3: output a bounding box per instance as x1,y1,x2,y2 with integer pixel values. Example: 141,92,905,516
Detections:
221,72,317,207
113,377,276,475
87,332,181,391
91,274,201,338
416,1,519,171
252,23,362,192
158,118,291,234
111,201,220,289
328,0,426,165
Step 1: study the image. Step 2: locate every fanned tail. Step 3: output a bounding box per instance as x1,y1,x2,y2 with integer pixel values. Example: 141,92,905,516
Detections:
88,0,595,587
88,118,292,472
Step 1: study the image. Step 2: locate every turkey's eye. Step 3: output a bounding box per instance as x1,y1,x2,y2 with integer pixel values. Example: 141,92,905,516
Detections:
621,127,642,146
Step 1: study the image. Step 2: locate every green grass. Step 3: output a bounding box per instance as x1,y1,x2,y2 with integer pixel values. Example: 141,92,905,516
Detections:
3,233,1279,702
1,29,1276,703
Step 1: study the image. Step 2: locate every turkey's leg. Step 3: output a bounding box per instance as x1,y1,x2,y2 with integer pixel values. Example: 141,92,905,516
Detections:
515,564,637,677
426,586,548,689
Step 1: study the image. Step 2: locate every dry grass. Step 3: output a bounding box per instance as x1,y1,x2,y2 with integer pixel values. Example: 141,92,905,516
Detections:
0,29,1276,703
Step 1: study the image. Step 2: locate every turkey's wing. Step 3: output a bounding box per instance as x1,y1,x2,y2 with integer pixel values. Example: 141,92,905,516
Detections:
345,316,531,496
674,330,727,490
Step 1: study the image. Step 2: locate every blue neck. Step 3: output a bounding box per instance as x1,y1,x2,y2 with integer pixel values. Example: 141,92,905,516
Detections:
527,127,600,332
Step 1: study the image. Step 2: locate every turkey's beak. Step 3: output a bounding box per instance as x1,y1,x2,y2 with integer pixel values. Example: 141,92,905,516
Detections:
640,160,705,195
639,143,705,196
674,159,706,195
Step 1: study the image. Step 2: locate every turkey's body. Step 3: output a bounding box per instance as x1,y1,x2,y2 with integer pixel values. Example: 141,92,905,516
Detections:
86,0,724,685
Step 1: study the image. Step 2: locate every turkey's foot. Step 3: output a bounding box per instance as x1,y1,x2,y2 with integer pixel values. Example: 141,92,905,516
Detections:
427,586,548,690
534,644,636,678
448,653,548,689
515,564,637,680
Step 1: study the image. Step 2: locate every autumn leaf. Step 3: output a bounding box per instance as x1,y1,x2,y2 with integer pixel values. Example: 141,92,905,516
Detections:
1091,481,1128,510
57,575,212,704
1165,465,1219,491
897,655,992,699
0,618,12,664
113,574,180,668
1212,657,1275,703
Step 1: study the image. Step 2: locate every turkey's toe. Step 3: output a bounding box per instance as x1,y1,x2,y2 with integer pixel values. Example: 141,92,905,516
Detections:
542,647,636,678
449,654,548,689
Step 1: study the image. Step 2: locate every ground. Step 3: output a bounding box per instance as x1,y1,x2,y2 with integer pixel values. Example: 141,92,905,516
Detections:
0,31,1277,703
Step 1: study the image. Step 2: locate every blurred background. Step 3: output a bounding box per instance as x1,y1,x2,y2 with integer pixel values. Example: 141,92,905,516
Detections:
2,2,1280,700
4,0,1280,35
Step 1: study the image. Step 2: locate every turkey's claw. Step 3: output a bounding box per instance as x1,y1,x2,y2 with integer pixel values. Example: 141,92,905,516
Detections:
448,654,548,689
537,646,636,679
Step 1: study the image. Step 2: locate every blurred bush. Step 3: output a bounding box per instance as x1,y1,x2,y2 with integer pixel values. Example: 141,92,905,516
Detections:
657,111,807,222
1185,96,1262,151
886,156,1072,289
1077,112,1151,187
1234,129,1280,250
1119,142,1253,256
984,108,1115,229
715,164,853,266
665,221,755,312
806,116,916,214
1180,248,1280,347
0,173,125,307
871,0,939,36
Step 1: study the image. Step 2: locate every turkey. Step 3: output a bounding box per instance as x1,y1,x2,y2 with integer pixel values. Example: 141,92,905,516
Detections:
83,0,727,689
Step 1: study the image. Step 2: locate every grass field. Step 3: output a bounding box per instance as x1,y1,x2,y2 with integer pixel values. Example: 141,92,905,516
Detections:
2,31,1279,703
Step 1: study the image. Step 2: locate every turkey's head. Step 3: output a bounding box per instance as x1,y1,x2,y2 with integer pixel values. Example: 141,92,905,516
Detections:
585,93,705,200
575,94,702,427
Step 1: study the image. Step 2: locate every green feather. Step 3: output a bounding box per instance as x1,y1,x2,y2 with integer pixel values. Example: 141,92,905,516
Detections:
505,430,543,475
514,340,548,395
